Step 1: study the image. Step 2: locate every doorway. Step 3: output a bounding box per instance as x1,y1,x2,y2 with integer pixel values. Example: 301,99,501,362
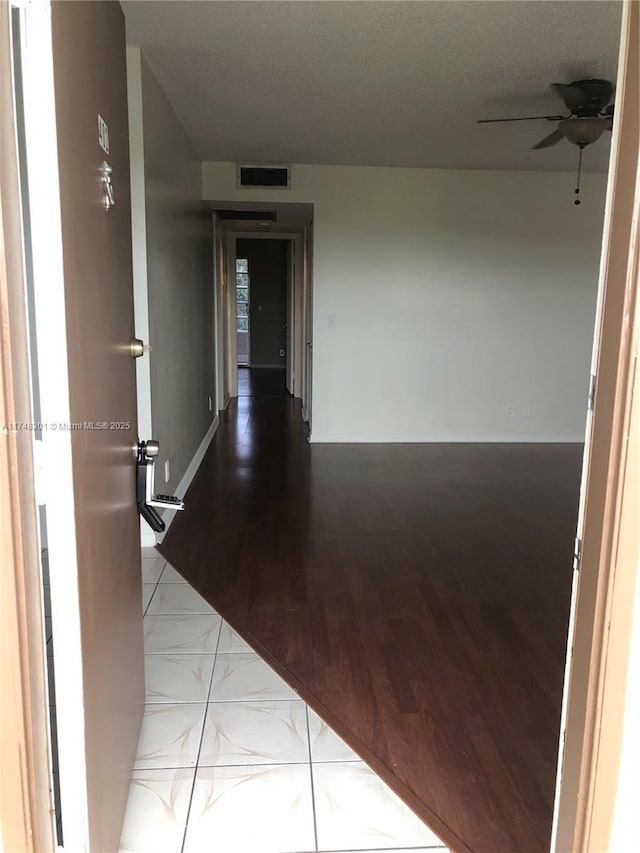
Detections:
237,239,288,374
221,226,311,410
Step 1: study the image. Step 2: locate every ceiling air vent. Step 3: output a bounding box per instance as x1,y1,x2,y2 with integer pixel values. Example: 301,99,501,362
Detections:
237,164,291,189
217,210,277,222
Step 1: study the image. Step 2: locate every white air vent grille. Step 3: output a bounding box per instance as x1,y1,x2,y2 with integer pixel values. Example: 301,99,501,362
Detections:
237,164,291,189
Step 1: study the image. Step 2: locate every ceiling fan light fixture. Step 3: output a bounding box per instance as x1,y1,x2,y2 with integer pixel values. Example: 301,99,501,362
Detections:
559,117,608,147
478,77,615,205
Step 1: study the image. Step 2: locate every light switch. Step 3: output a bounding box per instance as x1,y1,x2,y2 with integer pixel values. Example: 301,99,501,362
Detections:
328,314,337,329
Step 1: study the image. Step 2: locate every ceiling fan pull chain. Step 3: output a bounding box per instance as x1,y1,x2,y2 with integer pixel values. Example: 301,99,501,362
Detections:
574,144,585,206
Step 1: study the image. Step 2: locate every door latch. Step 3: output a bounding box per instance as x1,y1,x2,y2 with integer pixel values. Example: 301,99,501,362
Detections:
136,440,184,533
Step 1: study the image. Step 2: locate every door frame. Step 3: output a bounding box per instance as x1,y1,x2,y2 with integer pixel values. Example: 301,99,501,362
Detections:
551,1,640,849
302,220,314,428
126,45,155,547
212,213,230,411
0,2,54,850
3,0,92,849
223,231,303,399
3,2,638,849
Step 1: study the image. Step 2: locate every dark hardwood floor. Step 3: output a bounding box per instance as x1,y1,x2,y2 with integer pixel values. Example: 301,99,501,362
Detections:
159,368,583,853
237,364,287,397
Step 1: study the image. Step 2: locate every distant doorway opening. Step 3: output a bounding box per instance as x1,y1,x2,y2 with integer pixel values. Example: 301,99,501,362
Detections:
236,238,288,374
212,202,314,415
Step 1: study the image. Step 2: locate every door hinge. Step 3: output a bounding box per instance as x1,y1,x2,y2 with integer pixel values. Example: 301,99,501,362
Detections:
588,373,596,411
573,536,582,572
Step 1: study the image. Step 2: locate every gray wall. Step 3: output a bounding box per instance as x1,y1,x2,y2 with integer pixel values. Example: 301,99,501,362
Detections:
237,239,287,368
142,57,214,490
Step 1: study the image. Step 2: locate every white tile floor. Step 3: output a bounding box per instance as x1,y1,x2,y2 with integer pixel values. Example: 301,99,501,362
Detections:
120,550,450,853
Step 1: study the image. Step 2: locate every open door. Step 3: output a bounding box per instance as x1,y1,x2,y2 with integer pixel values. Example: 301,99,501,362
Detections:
51,2,144,848
13,1,145,849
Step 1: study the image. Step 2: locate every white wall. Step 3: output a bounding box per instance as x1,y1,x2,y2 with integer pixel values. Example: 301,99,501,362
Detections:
129,52,215,506
203,163,608,442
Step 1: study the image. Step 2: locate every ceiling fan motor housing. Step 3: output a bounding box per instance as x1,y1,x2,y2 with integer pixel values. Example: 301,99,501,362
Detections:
568,79,613,116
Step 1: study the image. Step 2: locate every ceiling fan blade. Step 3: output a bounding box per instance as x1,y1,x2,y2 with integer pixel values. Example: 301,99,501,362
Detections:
477,114,565,124
532,127,566,150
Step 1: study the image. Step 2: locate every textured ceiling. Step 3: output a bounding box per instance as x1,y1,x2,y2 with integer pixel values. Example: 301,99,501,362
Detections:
122,0,622,172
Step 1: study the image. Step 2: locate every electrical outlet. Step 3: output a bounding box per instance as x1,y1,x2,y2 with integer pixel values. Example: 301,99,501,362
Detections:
280,348,285,357
506,404,515,417
164,460,170,483
328,314,337,329
208,396,213,412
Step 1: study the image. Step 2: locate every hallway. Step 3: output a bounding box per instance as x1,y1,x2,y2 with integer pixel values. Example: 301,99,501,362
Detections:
238,365,288,398
159,369,584,853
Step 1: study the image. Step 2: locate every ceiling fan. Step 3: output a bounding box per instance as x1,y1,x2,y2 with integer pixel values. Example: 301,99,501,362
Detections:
478,79,615,204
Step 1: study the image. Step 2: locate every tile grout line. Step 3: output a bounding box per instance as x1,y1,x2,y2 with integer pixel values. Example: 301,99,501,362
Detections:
141,552,209,843
132,759,338,772
178,615,224,853
315,848,446,852
138,585,449,853
142,557,166,617
305,704,320,852
140,562,451,853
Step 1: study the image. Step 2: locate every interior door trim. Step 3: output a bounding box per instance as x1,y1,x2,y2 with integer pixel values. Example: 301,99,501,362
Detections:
10,1,91,848
0,2,55,849
551,1,640,849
